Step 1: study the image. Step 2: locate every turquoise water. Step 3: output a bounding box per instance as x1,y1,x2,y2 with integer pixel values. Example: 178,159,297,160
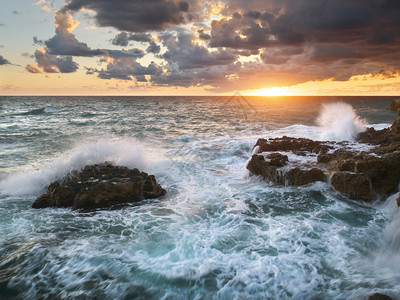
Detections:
0,96,399,299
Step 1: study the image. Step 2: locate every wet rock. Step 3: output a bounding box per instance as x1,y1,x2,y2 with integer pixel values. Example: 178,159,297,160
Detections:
254,136,332,154
247,154,285,184
32,163,166,210
247,99,400,202
331,172,372,201
285,167,326,186
246,153,325,186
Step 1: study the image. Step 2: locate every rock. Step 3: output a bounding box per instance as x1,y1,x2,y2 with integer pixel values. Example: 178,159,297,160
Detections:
331,172,372,201
247,99,400,202
254,136,332,154
386,98,400,115
32,163,166,210
247,154,285,184
246,154,325,186
285,167,326,186
368,293,394,300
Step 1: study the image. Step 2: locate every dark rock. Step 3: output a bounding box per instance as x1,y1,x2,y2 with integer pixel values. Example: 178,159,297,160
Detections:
246,154,325,186
266,153,288,167
387,98,400,115
368,293,394,300
32,163,166,210
247,154,284,184
254,136,333,154
247,99,400,201
331,172,373,201
285,167,326,186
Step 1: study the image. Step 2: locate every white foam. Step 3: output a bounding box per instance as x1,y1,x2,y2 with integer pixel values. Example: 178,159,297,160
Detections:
317,102,368,141
0,139,148,196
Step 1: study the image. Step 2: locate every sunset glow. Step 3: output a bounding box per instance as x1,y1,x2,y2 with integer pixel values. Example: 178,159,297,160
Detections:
1,1,400,95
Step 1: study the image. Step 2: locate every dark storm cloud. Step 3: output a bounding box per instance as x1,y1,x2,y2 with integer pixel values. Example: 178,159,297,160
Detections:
211,0,400,52
63,0,193,32
0,55,11,65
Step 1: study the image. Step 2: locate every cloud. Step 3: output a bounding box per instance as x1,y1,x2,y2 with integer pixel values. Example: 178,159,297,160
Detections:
29,48,79,73
89,57,162,81
160,31,238,70
111,32,153,46
62,0,195,32
146,41,161,54
28,0,400,91
0,55,11,65
44,10,105,57
25,64,42,73
34,0,55,12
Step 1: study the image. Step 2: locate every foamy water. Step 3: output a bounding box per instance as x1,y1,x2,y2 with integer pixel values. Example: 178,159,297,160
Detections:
0,96,399,299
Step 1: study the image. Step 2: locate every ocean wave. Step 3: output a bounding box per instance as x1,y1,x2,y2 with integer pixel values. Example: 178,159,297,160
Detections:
0,139,149,196
317,102,368,141
19,106,60,116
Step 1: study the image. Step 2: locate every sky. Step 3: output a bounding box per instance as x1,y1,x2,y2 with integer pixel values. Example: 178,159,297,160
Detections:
0,0,400,96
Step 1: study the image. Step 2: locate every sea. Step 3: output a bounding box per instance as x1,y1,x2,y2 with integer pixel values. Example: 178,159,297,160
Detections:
0,96,399,299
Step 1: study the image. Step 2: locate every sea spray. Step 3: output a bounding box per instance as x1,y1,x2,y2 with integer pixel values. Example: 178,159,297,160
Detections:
0,139,147,196
317,102,368,141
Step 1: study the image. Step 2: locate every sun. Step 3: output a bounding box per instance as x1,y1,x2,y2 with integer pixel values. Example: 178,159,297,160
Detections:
245,86,293,96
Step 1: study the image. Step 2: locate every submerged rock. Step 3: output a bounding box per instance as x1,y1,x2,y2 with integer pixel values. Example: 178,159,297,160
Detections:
32,163,166,210
246,99,400,202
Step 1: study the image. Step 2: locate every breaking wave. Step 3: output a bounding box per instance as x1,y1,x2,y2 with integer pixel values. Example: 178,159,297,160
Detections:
0,139,148,196
317,102,368,141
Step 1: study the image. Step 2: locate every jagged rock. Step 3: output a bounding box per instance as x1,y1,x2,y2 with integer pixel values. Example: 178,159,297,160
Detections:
254,136,333,154
32,163,166,210
247,99,400,202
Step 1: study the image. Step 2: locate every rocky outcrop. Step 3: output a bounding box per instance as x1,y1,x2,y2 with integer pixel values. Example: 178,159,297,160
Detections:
32,163,166,210
247,99,400,202
386,98,400,114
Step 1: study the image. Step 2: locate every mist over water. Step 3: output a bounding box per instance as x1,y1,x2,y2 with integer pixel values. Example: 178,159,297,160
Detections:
0,96,399,299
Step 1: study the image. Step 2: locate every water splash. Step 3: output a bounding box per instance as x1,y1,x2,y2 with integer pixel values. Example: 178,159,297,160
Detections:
317,102,368,141
0,139,147,196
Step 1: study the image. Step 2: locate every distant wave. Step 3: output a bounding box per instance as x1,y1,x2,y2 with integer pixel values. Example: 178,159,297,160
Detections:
19,106,60,116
